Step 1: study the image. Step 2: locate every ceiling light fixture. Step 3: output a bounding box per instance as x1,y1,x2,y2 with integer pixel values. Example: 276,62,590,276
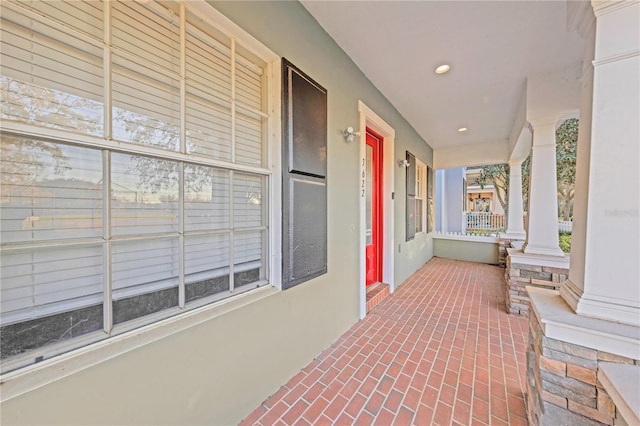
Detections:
458,127,468,132
435,64,450,74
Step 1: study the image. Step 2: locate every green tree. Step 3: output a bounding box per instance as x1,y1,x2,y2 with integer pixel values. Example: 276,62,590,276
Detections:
474,164,509,216
474,118,577,221
556,118,578,221
473,157,530,219
522,156,530,211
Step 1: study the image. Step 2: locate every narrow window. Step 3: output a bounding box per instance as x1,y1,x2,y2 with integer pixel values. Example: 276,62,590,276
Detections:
406,152,432,240
406,151,416,241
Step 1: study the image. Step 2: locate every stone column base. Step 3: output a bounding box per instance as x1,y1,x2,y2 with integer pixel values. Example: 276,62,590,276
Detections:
526,288,640,426
498,237,523,268
505,248,568,316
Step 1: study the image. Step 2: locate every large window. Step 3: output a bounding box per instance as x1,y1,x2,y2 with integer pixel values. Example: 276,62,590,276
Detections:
0,0,278,372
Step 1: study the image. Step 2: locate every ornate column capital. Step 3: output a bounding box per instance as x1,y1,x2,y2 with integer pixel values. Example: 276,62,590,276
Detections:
528,114,565,129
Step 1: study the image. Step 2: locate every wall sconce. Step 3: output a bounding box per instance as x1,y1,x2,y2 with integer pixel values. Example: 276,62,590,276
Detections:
398,159,410,168
342,126,359,143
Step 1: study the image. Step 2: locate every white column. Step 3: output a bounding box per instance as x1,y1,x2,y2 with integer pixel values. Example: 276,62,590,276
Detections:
561,0,640,327
502,158,526,240
522,117,564,257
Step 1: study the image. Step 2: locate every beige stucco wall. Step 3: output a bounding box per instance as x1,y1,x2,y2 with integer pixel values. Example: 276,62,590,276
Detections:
433,238,499,265
2,286,356,425
0,1,433,425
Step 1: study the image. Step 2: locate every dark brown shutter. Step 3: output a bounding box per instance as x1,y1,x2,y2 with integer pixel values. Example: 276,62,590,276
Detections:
282,59,328,289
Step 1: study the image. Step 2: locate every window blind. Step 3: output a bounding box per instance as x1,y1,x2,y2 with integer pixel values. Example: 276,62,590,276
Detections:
111,1,181,74
111,238,179,300
232,174,264,281
185,16,231,100
184,165,230,232
0,1,104,135
234,231,264,274
16,0,103,40
111,153,179,236
236,111,264,166
235,47,265,167
0,137,103,243
184,233,230,283
185,16,232,160
1,245,104,326
112,53,181,150
112,1,180,150
233,173,264,228
0,0,273,371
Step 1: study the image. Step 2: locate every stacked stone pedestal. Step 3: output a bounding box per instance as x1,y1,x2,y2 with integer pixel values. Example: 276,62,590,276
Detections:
527,307,639,426
505,249,568,316
498,237,518,268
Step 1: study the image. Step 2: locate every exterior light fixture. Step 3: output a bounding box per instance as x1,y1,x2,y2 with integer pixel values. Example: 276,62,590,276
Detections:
435,64,450,74
342,126,359,142
458,127,468,132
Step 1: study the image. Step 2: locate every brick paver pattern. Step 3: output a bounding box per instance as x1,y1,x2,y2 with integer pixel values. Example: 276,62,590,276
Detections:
241,257,529,425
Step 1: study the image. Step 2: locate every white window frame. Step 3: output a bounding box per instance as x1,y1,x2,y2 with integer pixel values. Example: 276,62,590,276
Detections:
0,0,282,384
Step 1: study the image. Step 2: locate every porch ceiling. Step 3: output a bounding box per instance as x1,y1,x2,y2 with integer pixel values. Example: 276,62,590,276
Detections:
300,1,584,166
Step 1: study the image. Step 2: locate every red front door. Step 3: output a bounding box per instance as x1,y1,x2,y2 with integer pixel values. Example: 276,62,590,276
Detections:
365,130,383,286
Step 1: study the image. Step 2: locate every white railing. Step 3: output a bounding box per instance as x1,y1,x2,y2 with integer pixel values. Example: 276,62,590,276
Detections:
466,212,505,231
558,220,573,233
459,212,572,235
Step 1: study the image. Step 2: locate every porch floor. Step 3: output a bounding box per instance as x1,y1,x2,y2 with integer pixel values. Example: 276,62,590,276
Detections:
241,257,529,425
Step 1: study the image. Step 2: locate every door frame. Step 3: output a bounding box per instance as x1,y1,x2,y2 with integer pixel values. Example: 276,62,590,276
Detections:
358,101,395,319
365,130,384,286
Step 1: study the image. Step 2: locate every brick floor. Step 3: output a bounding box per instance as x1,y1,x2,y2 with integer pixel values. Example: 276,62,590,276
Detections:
240,257,529,425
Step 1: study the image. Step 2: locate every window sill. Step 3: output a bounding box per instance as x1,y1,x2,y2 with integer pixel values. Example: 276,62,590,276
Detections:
0,285,279,403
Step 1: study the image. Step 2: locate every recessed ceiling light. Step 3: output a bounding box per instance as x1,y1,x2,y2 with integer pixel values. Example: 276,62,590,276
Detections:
458,127,468,132
435,64,451,74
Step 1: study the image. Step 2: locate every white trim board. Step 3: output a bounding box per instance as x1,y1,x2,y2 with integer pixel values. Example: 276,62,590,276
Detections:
358,101,395,319
599,363,640,426
528,286,640,361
